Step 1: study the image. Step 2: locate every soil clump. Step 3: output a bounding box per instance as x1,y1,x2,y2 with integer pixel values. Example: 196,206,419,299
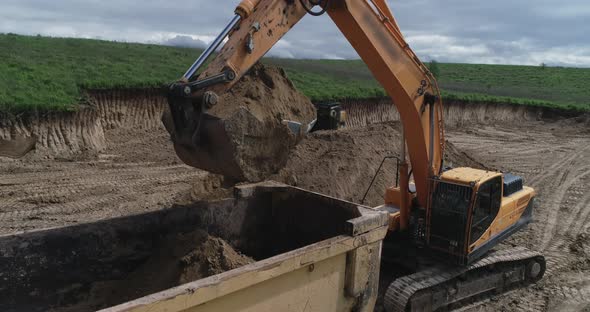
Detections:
164,63,317,182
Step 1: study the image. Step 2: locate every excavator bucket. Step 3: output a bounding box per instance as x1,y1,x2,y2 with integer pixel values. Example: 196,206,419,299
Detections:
163,64,317,182
163,107,242,179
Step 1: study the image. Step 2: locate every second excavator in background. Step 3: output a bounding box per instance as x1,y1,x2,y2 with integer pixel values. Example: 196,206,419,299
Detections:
163,0,546,310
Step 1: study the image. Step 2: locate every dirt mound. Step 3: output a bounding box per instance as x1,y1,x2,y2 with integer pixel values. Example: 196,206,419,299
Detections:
213,63,316,123
576,114,590,133
443,138,489,170
272,121,486,207
0,135,36,158
55,230,253,312
272,122,402,207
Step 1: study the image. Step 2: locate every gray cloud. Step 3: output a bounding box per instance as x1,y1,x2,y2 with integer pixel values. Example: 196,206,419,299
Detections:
162,35,207,49
1,1,589,66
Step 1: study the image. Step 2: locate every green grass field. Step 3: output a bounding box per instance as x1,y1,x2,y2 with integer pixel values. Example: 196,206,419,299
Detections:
1,33,589,112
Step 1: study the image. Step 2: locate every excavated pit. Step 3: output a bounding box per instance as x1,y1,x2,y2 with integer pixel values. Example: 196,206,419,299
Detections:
0,63,577,170
1,63,589,312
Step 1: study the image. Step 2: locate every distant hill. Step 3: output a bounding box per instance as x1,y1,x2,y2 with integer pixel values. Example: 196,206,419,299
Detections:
1,33,588,112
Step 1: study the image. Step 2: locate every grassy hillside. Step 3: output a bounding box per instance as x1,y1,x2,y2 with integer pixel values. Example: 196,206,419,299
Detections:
0,34,195,111
1,33,589,112
267,58,590,111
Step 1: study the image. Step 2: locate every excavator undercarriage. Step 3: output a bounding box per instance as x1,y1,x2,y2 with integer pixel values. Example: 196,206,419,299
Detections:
384,247,545,311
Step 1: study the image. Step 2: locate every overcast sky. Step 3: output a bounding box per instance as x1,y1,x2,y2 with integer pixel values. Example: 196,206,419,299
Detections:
2,0,589,67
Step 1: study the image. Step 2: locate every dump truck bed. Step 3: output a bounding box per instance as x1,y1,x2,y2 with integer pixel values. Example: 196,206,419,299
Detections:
0,182,388,312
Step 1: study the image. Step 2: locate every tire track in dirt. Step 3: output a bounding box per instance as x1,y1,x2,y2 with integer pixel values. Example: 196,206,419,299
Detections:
0,170,197,219
550,188,590,252
0,165,198,214
527,143,590,186
539,166,590,251
571,193,590,238
543,274,590,311
449,121,590,312
543,251,574,277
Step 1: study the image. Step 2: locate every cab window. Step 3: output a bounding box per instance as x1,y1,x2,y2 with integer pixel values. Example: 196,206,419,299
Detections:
470,177,502,244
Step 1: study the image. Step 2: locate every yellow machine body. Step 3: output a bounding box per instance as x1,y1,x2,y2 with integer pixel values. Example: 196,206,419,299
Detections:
384,167,535,264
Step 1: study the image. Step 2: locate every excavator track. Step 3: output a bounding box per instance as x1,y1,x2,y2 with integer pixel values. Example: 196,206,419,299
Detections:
383,247,546,312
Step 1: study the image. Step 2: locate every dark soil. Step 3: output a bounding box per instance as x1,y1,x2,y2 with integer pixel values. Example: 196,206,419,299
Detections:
51,230,253,312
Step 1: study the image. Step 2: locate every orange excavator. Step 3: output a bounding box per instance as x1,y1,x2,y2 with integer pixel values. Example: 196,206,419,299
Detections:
164,0,546,310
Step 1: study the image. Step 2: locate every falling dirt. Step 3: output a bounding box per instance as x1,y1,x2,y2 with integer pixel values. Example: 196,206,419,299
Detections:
216,63,317,182
52,230,253,312
212,63,316,123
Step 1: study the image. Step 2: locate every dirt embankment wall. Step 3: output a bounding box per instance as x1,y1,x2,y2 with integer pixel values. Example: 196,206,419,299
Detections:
0,108,106,157
0,89,166,158
341,98,583,129
90,89,167,130
0,91,584,159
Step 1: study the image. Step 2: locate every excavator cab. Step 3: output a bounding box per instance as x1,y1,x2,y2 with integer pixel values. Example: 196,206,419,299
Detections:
428,168,536,265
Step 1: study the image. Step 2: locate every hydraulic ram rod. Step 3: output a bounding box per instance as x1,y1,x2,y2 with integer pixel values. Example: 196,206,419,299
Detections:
183,14,242,80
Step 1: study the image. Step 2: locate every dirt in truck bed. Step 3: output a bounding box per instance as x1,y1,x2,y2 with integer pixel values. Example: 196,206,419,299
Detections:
51,230,254,312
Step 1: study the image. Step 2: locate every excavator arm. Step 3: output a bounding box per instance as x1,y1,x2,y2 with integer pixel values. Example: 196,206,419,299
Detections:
166,0,444,207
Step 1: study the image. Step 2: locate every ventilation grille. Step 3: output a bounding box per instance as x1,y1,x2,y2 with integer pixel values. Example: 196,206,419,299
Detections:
503,173,524,197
